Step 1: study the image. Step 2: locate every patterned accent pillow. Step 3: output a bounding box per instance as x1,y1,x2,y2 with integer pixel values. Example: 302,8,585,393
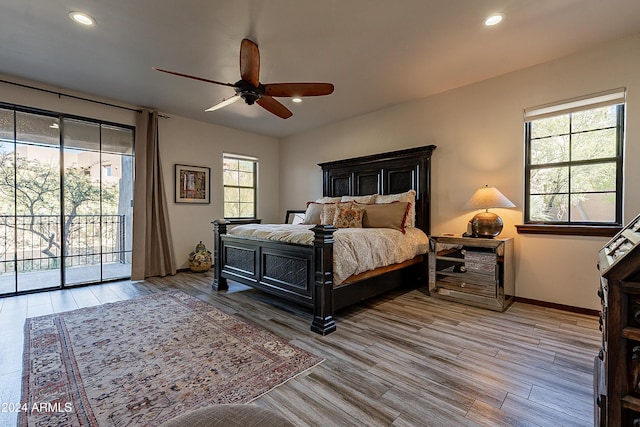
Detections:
333,204,365,228
320,202,352,225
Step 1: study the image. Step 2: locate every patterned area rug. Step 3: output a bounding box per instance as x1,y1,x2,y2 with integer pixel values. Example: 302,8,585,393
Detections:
20,290,323,426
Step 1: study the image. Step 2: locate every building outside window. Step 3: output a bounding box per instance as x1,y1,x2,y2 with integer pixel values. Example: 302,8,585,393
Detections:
523,89,625,229
223,154,257,219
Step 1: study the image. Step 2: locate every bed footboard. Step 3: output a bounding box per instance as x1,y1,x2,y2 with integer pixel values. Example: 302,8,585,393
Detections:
212,220,337,335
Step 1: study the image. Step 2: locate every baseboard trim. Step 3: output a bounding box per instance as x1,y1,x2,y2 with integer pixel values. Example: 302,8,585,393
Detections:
514,296,599,317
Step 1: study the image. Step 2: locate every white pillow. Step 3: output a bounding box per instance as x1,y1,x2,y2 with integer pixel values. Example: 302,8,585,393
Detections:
302,202,324,224
341,194,377,204
314,196,342,203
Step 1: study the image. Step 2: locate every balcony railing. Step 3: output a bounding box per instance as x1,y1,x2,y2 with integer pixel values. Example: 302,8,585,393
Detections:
0,214,129,274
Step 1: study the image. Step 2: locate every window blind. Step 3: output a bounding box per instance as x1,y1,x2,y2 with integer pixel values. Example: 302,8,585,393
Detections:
223,153,258,162
524,88,626,122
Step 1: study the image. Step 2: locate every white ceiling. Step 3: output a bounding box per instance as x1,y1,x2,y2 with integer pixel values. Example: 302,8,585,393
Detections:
1,0,640,138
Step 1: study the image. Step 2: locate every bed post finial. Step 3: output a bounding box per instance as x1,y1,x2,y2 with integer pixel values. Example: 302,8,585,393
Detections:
311,224,337,335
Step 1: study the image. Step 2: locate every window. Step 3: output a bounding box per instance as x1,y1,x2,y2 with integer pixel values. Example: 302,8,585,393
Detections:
223,154,257,218
523,89,624,232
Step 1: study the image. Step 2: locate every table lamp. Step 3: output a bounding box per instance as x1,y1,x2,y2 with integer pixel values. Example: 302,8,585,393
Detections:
463,185,515,238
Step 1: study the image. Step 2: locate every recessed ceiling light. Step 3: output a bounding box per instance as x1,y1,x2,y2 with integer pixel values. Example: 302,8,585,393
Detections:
69,11,96,26
292,97,302,103
484,14,503,26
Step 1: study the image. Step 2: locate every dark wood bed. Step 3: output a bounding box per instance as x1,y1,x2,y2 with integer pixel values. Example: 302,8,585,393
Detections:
212,145,436,335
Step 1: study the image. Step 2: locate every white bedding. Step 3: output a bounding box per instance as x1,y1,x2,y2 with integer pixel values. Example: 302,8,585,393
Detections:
228,224,429,285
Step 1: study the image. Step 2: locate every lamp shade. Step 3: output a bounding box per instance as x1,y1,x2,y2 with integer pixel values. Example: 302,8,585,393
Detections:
463,185,515,210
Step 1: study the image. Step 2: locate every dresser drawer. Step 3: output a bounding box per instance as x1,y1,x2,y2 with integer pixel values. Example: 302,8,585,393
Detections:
599,277,608,307
628,294,640,328
594,355,606,427
600,309,607,351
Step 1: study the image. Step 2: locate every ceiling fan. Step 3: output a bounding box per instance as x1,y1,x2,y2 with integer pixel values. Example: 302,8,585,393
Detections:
153,38,334,119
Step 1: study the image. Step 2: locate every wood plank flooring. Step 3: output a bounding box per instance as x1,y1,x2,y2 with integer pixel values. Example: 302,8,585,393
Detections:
0,271,600,426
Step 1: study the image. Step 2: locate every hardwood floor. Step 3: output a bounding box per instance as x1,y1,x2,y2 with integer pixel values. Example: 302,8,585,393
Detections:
0,271,599,426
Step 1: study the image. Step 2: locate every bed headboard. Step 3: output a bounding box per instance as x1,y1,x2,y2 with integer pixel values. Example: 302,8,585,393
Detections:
318,145,436,234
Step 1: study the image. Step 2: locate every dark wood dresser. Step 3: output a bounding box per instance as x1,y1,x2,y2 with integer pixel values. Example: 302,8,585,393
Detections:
596,213,640,426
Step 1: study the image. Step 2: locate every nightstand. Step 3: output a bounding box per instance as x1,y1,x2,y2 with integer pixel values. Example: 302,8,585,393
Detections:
428,235,514,311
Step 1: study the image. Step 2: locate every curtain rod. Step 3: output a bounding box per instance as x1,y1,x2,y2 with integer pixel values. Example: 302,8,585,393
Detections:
0,78,170,118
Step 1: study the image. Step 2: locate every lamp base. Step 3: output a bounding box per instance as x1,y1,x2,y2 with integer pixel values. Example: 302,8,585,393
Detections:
471,212,503,238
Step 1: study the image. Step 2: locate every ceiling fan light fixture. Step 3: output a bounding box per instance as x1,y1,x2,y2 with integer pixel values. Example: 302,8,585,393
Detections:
69,11,96,26
484,14,503,26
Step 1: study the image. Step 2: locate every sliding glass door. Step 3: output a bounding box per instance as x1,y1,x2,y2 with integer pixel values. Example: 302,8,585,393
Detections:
0,105,134,295
0,110,62,292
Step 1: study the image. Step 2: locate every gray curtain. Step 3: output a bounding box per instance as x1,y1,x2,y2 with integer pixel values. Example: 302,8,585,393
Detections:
131,110,176,280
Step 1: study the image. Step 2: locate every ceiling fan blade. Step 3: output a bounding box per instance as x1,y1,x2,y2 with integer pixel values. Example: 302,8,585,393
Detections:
256,96,293,119
205,94,240,112
153,67,236,87
264,83,335,97
240,39,260,87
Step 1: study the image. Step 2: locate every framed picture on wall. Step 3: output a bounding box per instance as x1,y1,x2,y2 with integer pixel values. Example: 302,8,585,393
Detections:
175,164,210,204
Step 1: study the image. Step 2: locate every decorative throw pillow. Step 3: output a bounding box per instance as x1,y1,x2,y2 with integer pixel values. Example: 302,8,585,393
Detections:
341,194,377,204
333,204,365,228
320,202,352,225
302,202,326,224
358,201,410,232
375,190,416,227
303,197,344,224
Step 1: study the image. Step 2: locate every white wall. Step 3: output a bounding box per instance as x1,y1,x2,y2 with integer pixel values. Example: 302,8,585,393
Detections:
280,34,640,311
0,75,280,272
158,116,279,269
